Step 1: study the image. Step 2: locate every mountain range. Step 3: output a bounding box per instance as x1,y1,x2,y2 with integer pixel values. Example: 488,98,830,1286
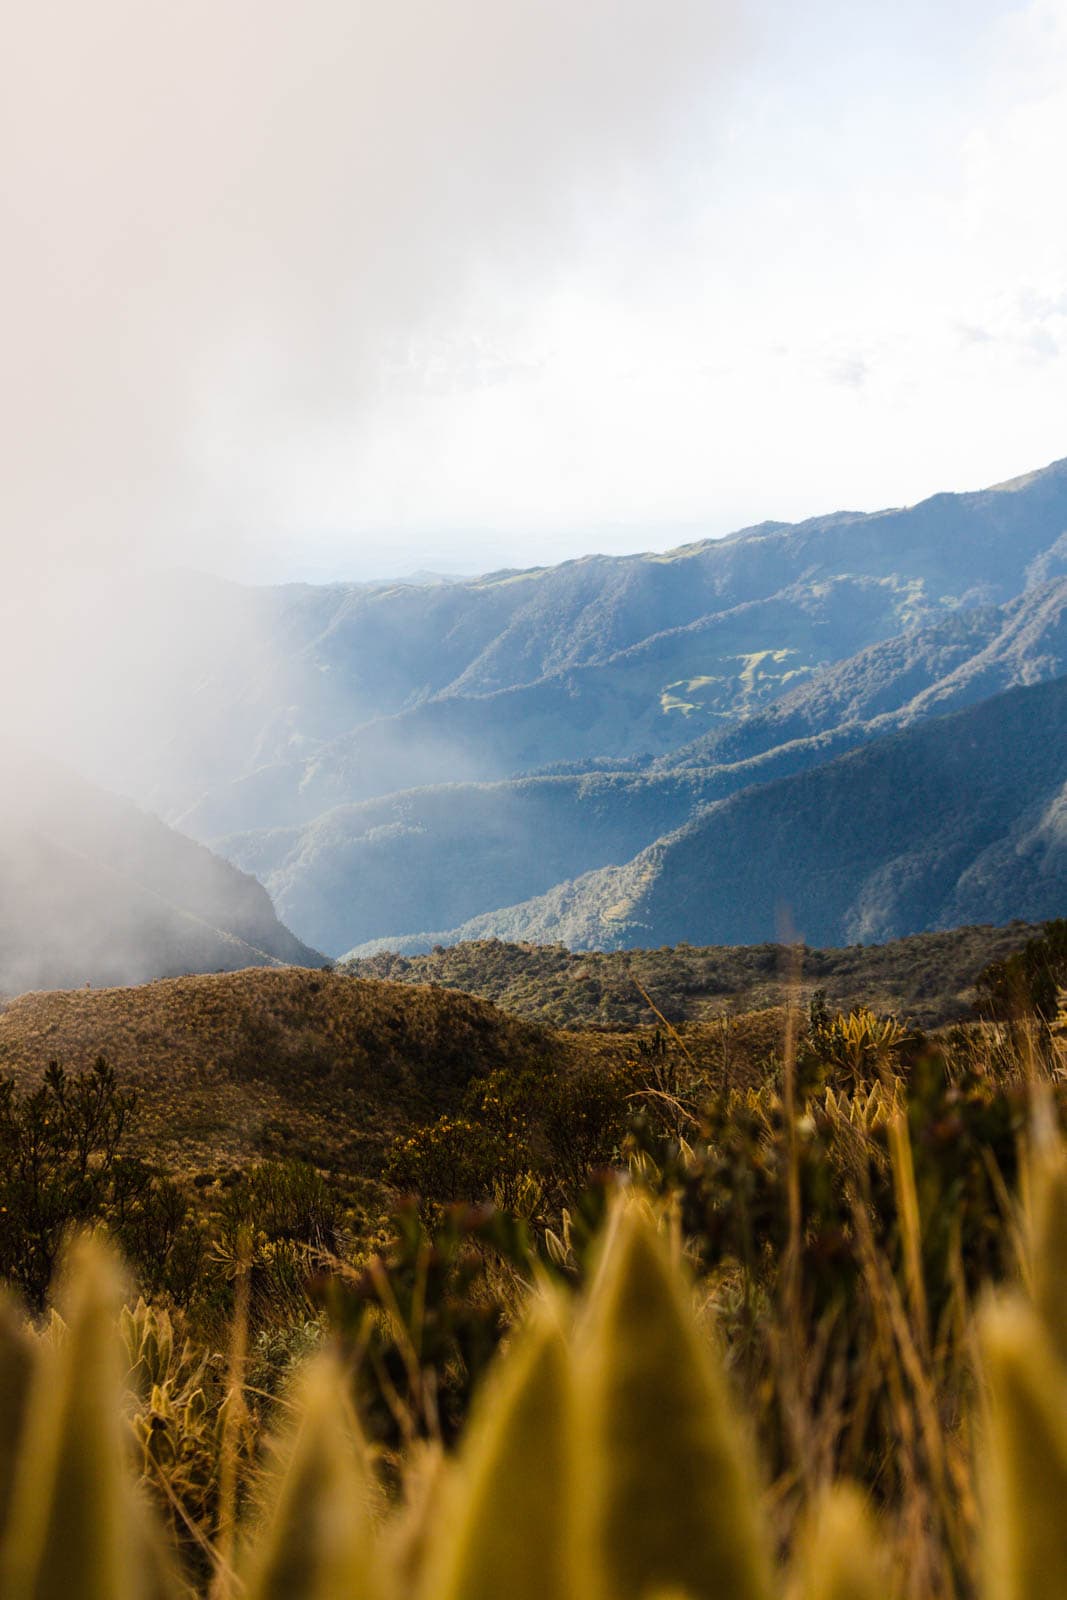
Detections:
218,574,1067,954
13,454,1067,976
355,674,1067,954
201,459,1067,957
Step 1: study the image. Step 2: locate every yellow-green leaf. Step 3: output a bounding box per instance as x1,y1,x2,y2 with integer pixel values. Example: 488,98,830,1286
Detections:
577,1204,774,1600
0,1294,34,1545
419,1298,574,1600
1029,1143,1067,1366
244,1355,382,1600
790,1484,890,1600
981,1298,1067,1600
0,1236,146,1600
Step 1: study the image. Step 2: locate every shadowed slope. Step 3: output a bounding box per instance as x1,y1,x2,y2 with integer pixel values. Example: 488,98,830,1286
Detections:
0,753,324,994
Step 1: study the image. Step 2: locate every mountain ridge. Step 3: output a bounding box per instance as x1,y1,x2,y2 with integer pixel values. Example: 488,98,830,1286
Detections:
219,578,1067,954
20,455,1067,963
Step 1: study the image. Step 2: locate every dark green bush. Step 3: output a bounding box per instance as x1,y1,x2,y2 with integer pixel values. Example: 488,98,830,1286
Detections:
0,1059,186,1308
385,1058,636,1215
975,918,1067,1021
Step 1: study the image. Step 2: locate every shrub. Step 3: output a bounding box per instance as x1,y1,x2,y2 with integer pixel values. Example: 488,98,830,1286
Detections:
798,1000,909,1095
386,1059,635,1215
386,1117,505,1208
218,1161,344,1257
975,919,1067,1022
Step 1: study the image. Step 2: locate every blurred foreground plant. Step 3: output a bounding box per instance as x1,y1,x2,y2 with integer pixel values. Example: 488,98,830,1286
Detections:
0,1141,1063,1599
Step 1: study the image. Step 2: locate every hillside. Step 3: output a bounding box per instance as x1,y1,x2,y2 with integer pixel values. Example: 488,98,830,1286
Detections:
0,752,324,995
344,922,1043,1029
217,770,715,955
0,967,780,1177
663,574,1067,770
348,675,1067,953
0,968,559,1173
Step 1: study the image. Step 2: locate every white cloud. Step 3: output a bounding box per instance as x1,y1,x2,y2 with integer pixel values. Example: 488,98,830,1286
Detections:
2,0,1064,588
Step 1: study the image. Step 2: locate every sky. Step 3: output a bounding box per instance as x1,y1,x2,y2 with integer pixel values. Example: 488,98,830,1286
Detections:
2,0,1066,586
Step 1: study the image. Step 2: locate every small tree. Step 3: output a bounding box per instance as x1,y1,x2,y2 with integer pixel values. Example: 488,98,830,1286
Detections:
0,1058,202,1309
0,1058,134,1307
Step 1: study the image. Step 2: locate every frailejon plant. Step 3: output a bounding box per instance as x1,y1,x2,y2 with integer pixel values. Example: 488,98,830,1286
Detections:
0,1161,1064,1600
978,1138,1067,1600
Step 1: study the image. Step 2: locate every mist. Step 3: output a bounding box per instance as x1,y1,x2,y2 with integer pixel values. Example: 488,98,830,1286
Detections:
2,0,735,578
0,0,739,984
1,0,736,756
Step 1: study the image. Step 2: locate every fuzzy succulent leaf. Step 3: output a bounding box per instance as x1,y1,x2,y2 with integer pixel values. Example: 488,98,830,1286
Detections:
981,1298,1067,1600
577,1205,774,1600
0,1295,34,1546
419,1299,574,1600
1029,1143,1067,1366
244,1355,381,1600
0,1236,153,1600
790,1485,889,1600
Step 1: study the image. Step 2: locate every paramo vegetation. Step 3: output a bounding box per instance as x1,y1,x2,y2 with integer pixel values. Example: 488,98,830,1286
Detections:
0,930,1064,1597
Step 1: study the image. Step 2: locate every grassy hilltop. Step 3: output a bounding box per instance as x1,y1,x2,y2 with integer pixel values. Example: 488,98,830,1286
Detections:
0,966,784,1181
0,968,557,1175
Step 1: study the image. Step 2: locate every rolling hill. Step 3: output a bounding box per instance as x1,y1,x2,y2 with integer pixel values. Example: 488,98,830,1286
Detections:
0,966,723,1176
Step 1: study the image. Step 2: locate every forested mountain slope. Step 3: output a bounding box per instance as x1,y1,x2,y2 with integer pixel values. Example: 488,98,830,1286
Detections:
347,675,1067,954
223,576,1067,954
664,574,1067,770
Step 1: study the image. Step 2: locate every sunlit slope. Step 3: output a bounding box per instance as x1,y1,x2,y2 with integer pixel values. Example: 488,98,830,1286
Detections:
664,573,1067,770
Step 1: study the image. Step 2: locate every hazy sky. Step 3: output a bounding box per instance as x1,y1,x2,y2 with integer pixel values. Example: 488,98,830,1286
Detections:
3,0,1066,585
